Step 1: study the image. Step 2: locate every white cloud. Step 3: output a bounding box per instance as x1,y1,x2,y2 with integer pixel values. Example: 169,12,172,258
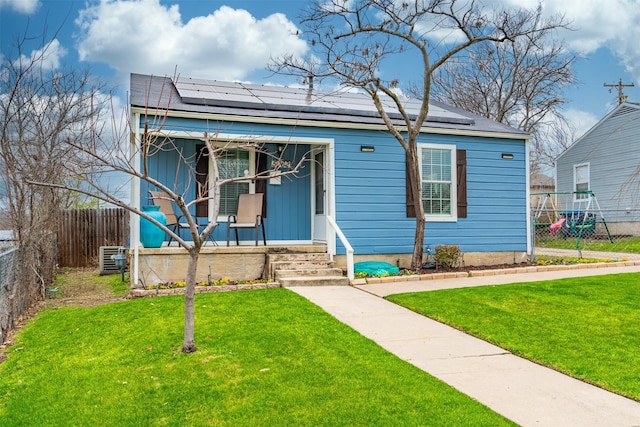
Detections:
500,0,640,83
75,0,308,81
434,0,640,84
0,0,39,14
15,39,67,70
563,108,599,138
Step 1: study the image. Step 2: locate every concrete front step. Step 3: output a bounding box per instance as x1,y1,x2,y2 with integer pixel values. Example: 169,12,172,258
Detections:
269,260,336,272
279,275,350,287
267,251,349,286
275,267,343,279
267,253,331,263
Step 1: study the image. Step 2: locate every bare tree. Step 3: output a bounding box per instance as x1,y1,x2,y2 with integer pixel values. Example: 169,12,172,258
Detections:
27,77,304,353
529,117,578,175
0,29,105,316
270,0,567,269
429,19,575,174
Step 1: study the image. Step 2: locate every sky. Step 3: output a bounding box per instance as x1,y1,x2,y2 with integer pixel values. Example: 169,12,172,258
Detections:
1,0,639,140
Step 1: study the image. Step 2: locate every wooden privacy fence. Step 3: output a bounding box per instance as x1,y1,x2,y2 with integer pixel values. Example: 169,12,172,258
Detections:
57,208,129,267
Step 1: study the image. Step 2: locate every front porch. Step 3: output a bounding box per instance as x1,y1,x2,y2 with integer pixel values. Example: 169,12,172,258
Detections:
131,243,337,288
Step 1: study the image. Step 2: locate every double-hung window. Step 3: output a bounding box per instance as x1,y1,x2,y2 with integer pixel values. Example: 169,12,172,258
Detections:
217,149,255,217
573,163,590,200
418,143,457,221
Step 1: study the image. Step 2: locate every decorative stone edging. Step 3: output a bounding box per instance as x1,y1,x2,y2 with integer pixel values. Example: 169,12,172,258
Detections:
349,260,640,285
128,282,281,299
126,260,640,294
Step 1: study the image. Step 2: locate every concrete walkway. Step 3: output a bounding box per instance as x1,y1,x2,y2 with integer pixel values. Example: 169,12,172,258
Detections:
289,264,640,427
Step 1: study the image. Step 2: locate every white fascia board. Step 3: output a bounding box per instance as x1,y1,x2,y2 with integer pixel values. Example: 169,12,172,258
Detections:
148,129,333,146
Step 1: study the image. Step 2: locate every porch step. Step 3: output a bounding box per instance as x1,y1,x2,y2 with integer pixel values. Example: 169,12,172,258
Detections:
275,267,343,279
270,253,332,263
269,260,337,273
267,251,349,287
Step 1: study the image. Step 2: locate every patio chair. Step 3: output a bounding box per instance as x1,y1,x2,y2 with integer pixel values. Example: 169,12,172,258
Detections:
149,190,190,246
226,193,266,246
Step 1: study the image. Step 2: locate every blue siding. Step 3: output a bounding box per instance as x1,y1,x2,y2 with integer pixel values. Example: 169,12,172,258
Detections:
140,115,527,253
332,129,527,254
138,126,311,243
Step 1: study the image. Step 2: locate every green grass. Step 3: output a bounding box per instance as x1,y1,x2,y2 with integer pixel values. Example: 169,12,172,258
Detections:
107,273,131,294
536,235,640,253
0,289,513,426
387,273,640,401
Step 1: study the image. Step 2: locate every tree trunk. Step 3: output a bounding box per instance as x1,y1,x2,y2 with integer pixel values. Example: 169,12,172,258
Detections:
182,248,200,353
406,144,425,269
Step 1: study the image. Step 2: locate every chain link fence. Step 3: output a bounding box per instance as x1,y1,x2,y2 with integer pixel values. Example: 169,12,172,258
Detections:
532,206,640,261
0,247,20,346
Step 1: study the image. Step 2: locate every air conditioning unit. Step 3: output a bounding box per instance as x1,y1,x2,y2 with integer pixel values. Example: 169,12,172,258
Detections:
99,246,125,275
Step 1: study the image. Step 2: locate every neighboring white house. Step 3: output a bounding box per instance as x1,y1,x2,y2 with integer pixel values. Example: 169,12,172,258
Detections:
556,102,640,235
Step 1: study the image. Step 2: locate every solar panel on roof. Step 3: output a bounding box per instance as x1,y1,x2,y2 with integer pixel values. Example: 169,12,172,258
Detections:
172,76,474,125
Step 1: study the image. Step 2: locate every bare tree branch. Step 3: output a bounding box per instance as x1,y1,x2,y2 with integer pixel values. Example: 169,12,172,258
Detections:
270,0,568,268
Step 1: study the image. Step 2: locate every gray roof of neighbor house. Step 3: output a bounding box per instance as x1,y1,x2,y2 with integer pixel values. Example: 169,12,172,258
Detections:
130,73,527,136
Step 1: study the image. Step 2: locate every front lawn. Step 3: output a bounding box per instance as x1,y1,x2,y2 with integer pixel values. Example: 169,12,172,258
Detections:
0,289,513,426
387,272,640,401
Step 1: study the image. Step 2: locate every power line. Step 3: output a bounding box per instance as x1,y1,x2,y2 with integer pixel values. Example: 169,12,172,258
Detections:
604,78,635,104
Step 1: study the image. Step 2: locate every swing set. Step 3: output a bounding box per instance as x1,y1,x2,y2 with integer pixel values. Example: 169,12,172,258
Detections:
532,191,613,248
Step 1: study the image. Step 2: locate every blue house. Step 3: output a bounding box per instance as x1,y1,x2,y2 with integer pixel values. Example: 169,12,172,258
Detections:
128,74,530,287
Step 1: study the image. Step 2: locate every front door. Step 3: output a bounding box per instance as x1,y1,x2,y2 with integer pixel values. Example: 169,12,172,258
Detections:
312,149,327,242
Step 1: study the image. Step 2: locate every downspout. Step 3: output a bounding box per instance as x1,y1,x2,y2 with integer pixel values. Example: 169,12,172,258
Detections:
525,135,532,258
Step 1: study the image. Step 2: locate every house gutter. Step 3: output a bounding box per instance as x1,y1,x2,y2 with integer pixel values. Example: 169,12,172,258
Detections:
130,107,528,142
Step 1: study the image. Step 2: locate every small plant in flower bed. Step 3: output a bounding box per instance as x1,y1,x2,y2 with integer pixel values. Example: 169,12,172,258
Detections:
433,245,462,268
355,269,421,279
398,269,421,275
145,278,273,290
534,255,621,266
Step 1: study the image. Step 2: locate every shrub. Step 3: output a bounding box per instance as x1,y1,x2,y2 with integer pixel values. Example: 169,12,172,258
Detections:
433,245,462,269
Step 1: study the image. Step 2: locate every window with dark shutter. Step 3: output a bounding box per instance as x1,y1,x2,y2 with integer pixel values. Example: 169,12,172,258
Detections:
406,147,467,219
457,149,467,218
195,145,267,218
406,153,416,217
195,144,208,218
255,151,268,218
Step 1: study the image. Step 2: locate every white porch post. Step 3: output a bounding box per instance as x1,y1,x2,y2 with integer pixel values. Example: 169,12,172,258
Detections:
131,112,141,287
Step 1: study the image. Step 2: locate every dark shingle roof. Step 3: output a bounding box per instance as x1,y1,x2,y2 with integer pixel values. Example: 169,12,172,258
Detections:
130,73,526,136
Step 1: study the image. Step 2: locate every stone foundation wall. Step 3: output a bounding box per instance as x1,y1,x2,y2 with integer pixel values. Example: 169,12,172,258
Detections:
604,221,640,236
132,247,530,288
334,251,530,271
133,247,268,288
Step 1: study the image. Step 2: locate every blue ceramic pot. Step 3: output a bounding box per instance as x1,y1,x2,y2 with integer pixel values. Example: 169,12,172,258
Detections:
140,205,166,248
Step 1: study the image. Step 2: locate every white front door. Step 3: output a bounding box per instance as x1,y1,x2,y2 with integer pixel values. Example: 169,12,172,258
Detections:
312,149,327,242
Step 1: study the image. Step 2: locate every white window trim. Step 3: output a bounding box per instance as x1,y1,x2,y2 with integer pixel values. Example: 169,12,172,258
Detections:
418,143,457,222
209,147,256,222
573,162,590,201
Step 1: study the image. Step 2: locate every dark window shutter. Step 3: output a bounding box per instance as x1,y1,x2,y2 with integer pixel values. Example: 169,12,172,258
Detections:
457,149,467,218
255,151,268,217
406,153,416,218
195,144,208,218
